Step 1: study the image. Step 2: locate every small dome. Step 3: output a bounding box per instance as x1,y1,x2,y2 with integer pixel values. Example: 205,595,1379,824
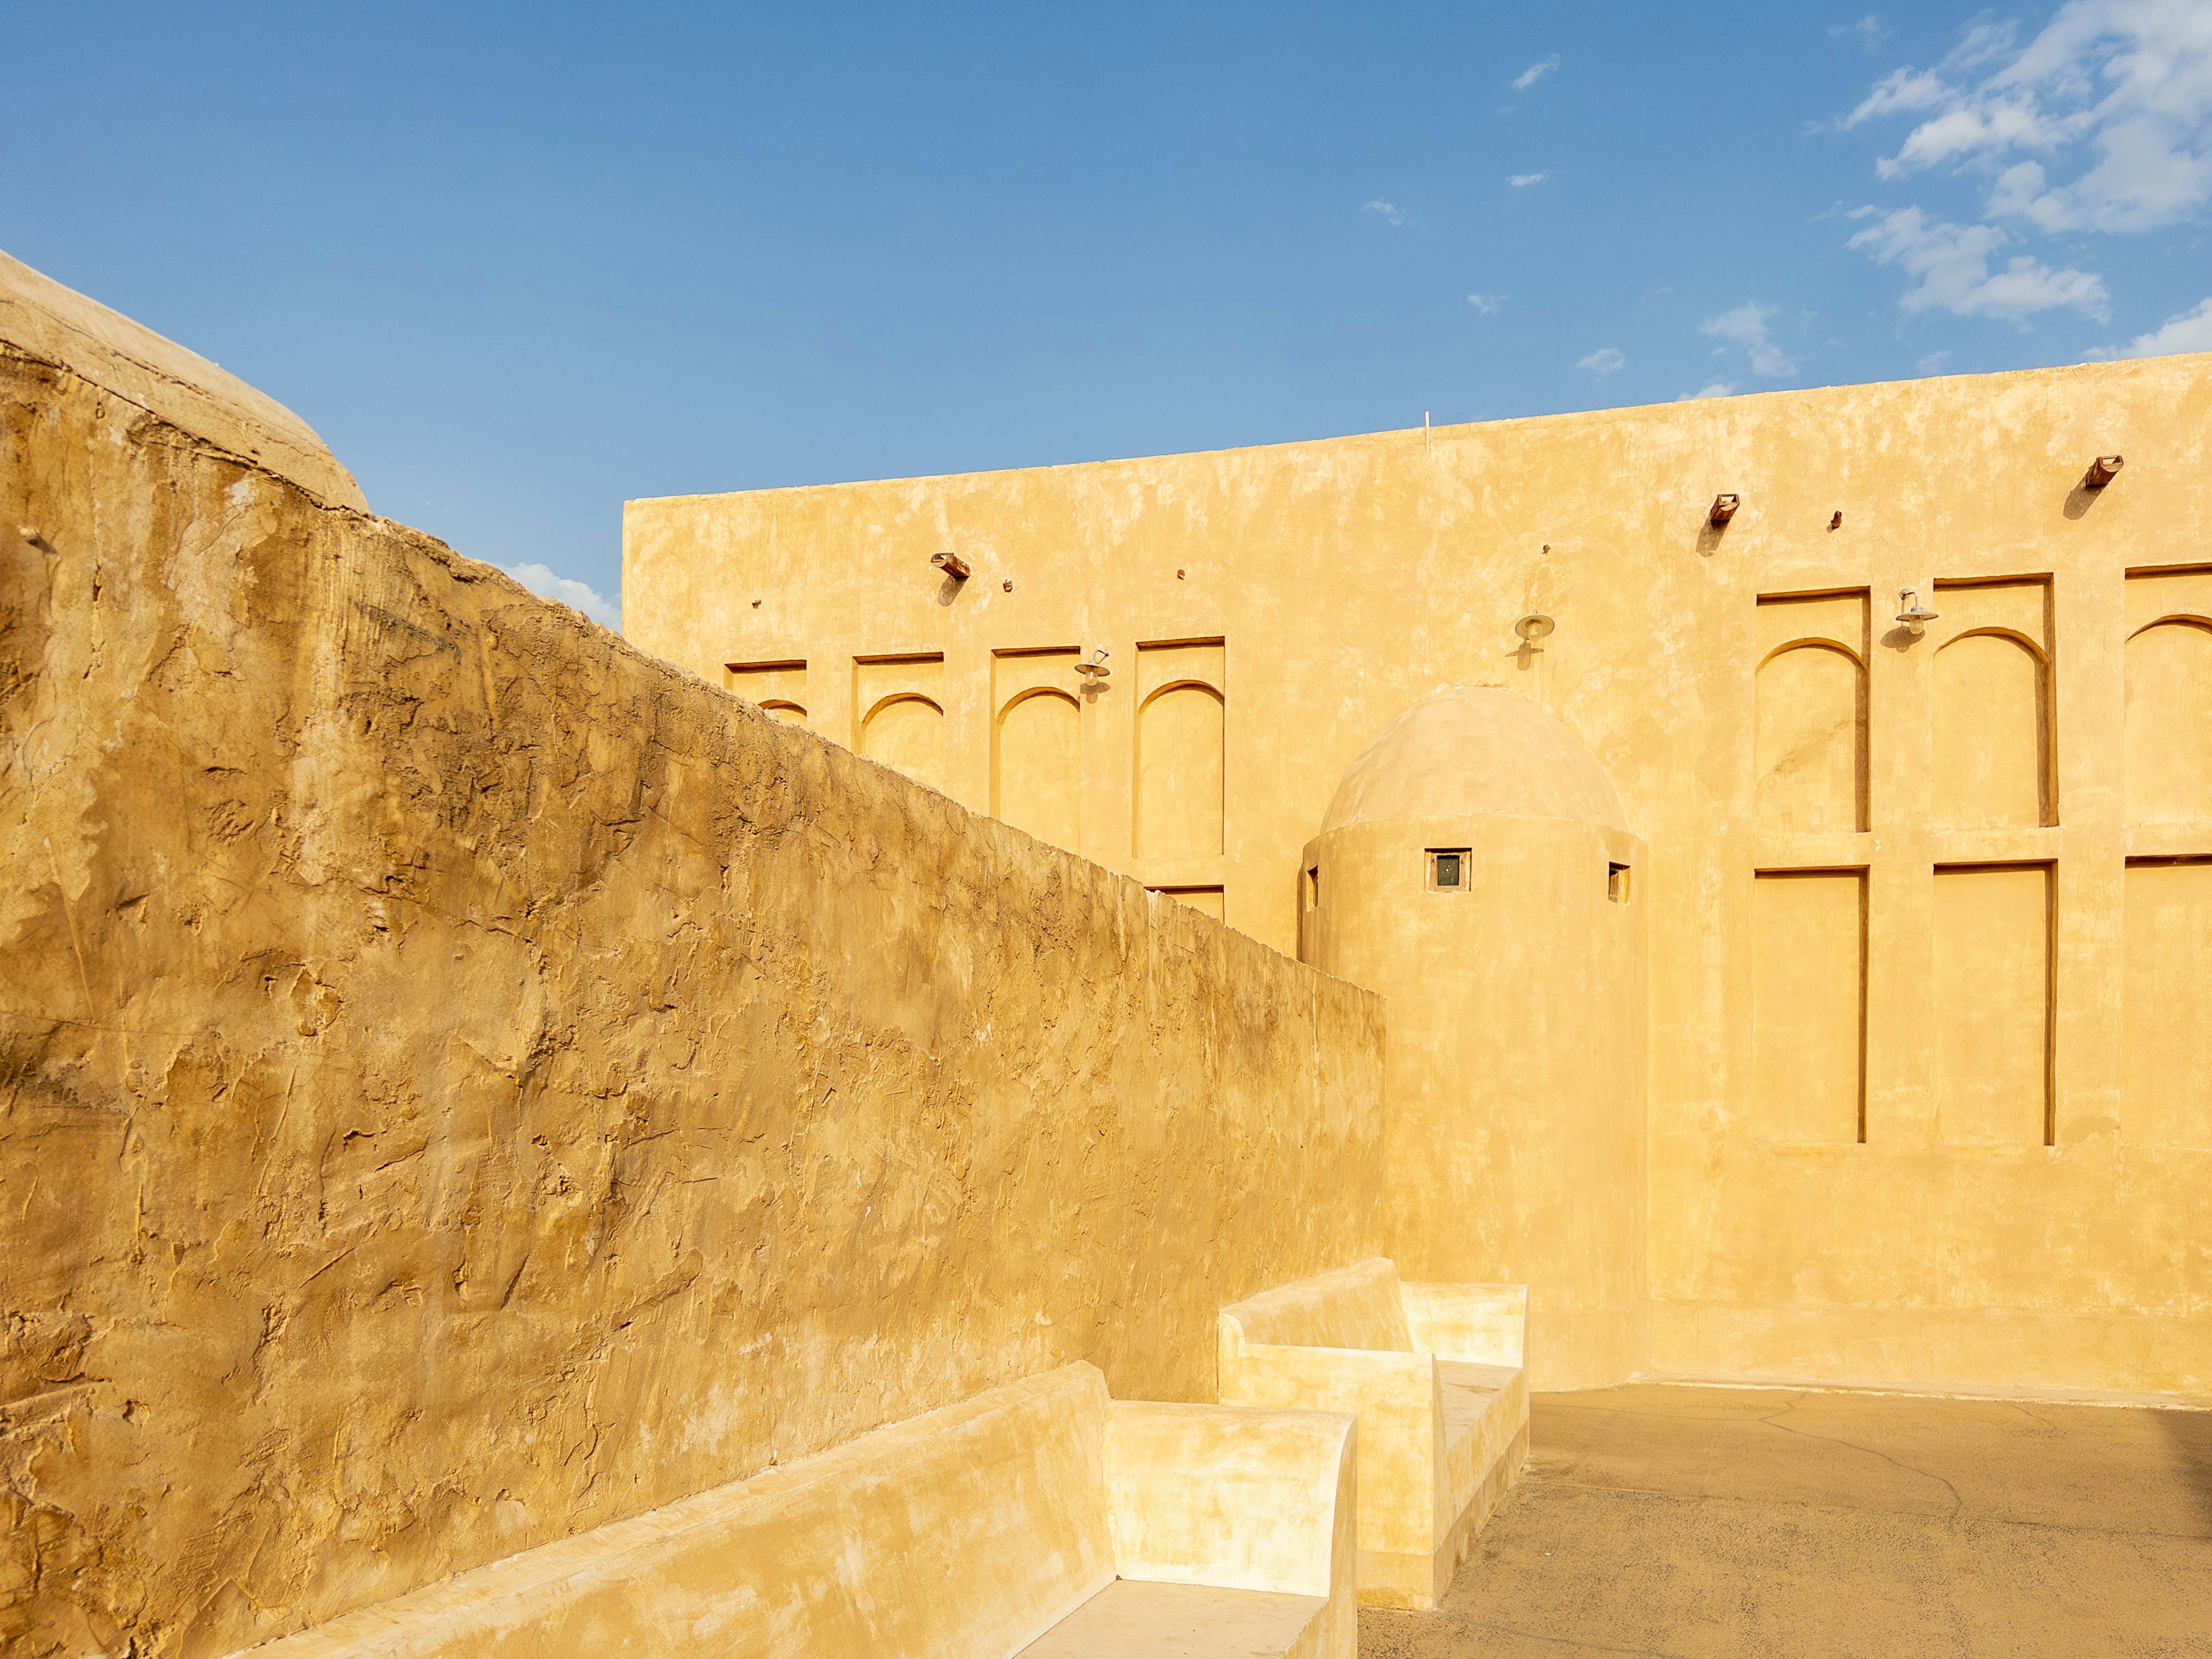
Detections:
1321,687,1628,834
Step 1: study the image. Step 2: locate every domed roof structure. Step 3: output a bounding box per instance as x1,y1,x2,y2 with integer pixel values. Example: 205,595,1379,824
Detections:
1320,687,1628,834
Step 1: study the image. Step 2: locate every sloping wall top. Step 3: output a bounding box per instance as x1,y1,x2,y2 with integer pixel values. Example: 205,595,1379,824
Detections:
0,246,366,512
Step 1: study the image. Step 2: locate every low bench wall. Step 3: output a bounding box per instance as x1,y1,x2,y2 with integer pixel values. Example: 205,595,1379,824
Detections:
226,1365,1355,1659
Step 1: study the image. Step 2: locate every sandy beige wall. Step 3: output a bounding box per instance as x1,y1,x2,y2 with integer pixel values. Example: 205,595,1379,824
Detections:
628,354,2212,1399
0,344,1387,1657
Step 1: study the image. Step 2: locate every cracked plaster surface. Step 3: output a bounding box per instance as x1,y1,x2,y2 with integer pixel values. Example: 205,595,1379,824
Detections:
0,344,1388,1656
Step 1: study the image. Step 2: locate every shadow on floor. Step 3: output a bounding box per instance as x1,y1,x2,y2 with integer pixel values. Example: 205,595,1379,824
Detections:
1361,1383,2212,1659
2160,1405,2212,1536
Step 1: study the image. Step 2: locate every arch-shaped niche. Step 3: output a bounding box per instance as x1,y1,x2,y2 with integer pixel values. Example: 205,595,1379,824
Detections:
1136,680,1224,857
1755,639,1866,833
1933,629,2050,828
2125,617,2212,824
995,687,1081,850
759,700,808,726
861,694,945,791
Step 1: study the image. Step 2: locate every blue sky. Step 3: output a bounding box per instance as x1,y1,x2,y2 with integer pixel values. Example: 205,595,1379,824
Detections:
5,2,2207,627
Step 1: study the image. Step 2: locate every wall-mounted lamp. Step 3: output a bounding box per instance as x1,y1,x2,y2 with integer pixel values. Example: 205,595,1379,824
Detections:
2085,454,2126,489
1829,511,1844,530
930,550,971,581
1896,588,1940,634
1709,493,1740,527
1075,648,1111,681
1514,613,1556,652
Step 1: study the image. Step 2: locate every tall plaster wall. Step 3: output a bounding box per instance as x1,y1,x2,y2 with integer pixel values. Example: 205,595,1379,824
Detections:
0,331,1387,1656
627,354,2212,1398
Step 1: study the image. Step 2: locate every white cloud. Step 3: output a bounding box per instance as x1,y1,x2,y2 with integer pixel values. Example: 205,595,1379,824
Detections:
505,562,620,631
2122,293,2212,354
1916,349,1953,373
1577,346,1626,376
1844,2,2212,233
1678,381,1737,400
1513,55,1559,91
1876,98,2076,182
1946,20,2022,73
1466,291,1504,314
1844,66,1952,127
1362,199,1406,225
1699,301,1800,377
1832,14,1891,47
1508,172,1547,188
1846,204,2111,320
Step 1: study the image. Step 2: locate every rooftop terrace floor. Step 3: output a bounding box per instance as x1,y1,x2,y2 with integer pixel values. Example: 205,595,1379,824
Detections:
1362,1382,2212,1659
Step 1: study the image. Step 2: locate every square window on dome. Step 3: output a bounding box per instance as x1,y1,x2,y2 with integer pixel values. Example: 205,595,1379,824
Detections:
1428,849,1470,892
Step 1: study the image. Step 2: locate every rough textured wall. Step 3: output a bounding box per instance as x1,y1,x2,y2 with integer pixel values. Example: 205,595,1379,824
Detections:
0,342,1387,1657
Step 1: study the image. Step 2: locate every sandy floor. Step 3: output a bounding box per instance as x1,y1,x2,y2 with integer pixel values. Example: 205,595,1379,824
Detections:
1361,1382,2212,1659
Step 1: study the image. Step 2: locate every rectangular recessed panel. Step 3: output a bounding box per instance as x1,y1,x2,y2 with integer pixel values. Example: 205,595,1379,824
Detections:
1933,865,2051,1147
1149,886,1224,921
1752,872,1864,1144
2123,860,2212,1148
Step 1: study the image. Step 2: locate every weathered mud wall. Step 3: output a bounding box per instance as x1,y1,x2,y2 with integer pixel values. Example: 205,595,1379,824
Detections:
0,342,1387,1656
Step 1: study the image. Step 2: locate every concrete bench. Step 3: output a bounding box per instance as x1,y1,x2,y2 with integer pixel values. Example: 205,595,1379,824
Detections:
227,1362,1355,1659
1218,1257,1528,1609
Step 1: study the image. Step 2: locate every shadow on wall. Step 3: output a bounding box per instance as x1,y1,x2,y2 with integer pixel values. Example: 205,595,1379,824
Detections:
2159,1411,2212,1535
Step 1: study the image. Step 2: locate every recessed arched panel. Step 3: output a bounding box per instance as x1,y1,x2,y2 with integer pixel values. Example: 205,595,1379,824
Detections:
1933,631,2048,829
861,694,945,791
995,688,1081,851
759,700,808,726
2125,619,2212,824
1755,642,1866,833
1137,681,1225,857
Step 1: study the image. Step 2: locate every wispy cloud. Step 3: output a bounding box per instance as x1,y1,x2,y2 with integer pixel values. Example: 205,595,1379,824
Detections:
1508,172,1547,188
1916,349,1953,374
1577,346,1626,376
1466,291,1504,315
1846,204,2109,320
1513,54,1559,92
1837,6,2212,334
1842,5,2212,234
1362,199,1407,226
2122,294,2212,356
506,562,620,631
1831,14,1890,47
1679,381,1737,400
1699,301,1799,377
